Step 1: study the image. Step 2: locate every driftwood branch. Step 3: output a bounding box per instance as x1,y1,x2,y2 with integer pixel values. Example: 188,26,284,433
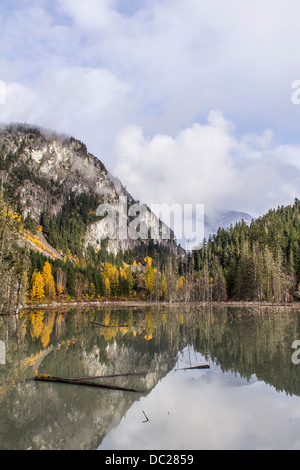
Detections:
34,375,142,393
142,410,149,423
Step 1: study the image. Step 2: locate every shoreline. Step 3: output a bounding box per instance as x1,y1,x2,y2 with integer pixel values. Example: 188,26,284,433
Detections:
18,299,300,312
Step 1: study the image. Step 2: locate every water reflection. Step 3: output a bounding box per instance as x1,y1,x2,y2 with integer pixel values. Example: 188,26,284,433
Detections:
0,304,300,449
100,348,300,450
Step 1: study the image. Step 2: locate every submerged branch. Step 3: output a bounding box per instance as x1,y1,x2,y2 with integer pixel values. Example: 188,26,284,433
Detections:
69,364,210,381
178,365,211,370
70,371,152,381
34,365,210,394
34,375,142,393
142,410,150,423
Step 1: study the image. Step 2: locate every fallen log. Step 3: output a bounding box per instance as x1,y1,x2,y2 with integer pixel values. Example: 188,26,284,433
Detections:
180,365,210,370
71,371,151,381
69,365,210,382
34,375,142,393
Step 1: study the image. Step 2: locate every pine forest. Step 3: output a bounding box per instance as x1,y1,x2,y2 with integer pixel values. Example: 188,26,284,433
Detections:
1,185,300,313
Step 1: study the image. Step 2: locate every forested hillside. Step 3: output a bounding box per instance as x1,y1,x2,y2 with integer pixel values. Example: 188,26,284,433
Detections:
0,123,299,312
1,188,299,313
0,124,177,256
0,192,29,313
192,199,300,302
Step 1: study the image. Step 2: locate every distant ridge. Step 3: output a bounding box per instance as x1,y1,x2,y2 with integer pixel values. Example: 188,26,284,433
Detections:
204,210,254,239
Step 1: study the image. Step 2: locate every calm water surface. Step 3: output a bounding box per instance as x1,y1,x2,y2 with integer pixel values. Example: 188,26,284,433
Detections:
1,304,300,450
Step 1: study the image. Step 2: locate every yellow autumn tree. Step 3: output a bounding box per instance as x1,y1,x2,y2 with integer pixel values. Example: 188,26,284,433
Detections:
42,262,56,298
104,276,111,296
103,263,119,296
145,265,155,296
177,277,184,290
30,272,45,301
144,256,153,267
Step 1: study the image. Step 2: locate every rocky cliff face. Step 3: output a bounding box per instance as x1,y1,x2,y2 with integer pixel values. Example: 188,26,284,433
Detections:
1,127,110,214
0,124,177,255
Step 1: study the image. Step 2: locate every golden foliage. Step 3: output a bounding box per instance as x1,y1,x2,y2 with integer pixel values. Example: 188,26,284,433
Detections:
42,262,56,298
144,256,153,267
103,262,119,296
145,265,155,295
30,272,45,301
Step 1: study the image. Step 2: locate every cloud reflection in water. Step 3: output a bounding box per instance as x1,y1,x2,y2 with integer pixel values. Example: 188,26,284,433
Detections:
99,350,300,450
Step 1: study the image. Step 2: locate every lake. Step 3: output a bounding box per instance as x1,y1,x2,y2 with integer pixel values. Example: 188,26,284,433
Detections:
1,303,300,450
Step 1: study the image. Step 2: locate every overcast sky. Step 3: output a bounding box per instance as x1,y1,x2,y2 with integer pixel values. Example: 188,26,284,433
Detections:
1,0,300,218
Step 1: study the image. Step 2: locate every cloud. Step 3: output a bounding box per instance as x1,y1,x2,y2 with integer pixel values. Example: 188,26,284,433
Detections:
57,0,120,30
0,66,130,154
113,111,235,206
112,111,300,217
0,82,41,123
100,358,300,450
2,0,300,143
54,0,300,136
0,0,300,219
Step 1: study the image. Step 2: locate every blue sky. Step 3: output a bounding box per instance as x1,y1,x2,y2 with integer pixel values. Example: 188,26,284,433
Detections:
1,0,300,217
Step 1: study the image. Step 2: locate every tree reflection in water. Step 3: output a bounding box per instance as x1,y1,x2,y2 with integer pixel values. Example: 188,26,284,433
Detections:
0,304,300,450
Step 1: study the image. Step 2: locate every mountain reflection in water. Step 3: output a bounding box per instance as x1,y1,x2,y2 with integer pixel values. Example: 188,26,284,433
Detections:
1,304,300,450
100,347,300,450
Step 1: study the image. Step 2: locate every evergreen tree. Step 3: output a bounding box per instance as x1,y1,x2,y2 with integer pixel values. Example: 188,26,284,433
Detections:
0,192,29,313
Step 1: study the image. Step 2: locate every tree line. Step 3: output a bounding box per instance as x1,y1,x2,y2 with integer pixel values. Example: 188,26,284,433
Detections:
191,198,300,301
1,188,300,312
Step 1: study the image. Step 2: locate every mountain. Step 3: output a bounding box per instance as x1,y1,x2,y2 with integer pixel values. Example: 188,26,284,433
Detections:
2,123,296,312
194,199,300,301
0,123,255,257
0,124,178,257
204,210,254,239
172,209,254,251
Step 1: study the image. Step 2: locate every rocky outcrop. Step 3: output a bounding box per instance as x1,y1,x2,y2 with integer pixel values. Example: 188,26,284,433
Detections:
0,124,178,255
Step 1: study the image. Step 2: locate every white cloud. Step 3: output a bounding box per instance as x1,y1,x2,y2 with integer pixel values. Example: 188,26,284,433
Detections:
100,358,300,450
58,0,120,30
0,82,40,124
112,112,300,218
50,0,300,140
2,0,300,143
1,0,300,218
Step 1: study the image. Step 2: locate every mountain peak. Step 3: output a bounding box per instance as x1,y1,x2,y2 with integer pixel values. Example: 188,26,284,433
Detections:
204,209,254,239
0,123,178,256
